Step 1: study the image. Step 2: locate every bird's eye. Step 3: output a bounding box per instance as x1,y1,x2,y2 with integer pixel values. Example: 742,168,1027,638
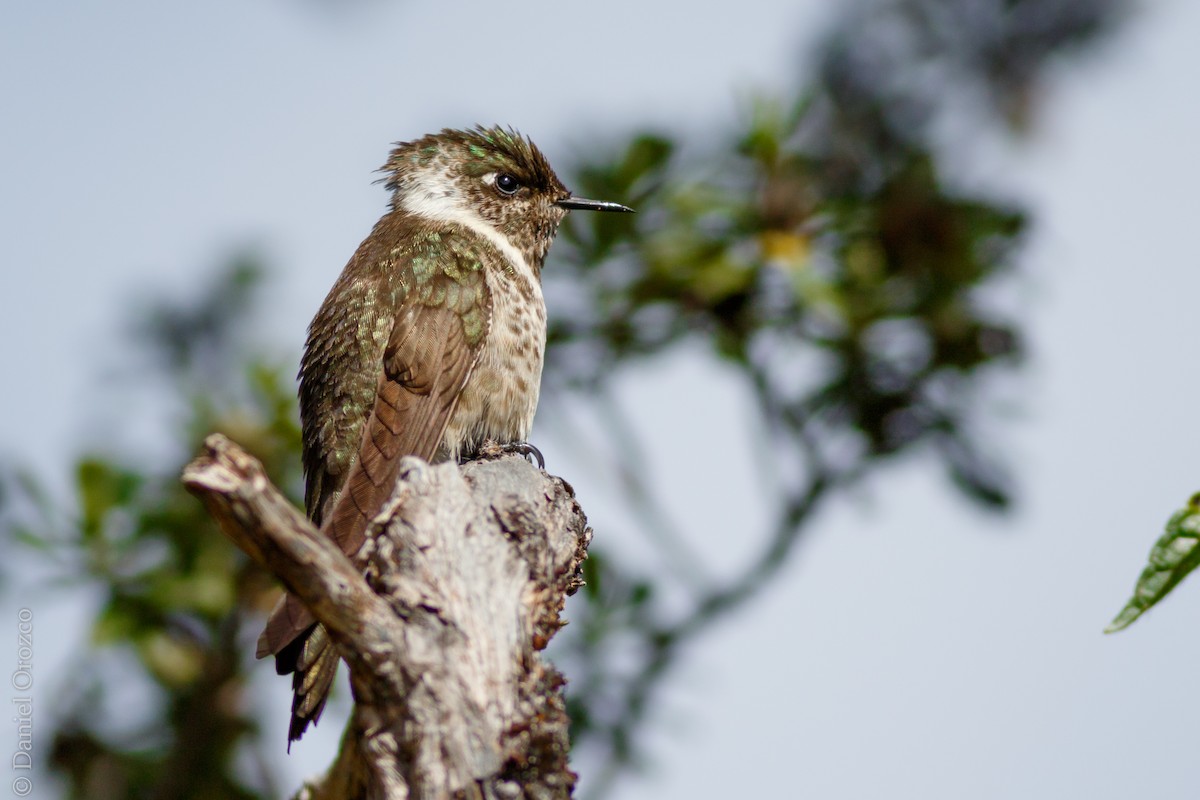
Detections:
495,173,521,196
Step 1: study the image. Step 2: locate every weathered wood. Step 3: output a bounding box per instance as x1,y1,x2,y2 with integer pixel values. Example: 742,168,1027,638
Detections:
183,434,590,800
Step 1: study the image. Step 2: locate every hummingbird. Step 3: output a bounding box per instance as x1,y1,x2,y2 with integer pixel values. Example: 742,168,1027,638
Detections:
257,126,633,746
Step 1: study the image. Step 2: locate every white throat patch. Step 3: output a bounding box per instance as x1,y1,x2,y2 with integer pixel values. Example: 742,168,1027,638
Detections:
399,170,532,280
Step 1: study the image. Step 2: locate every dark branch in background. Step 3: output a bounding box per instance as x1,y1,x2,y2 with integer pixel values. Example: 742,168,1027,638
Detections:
543,0,1122,793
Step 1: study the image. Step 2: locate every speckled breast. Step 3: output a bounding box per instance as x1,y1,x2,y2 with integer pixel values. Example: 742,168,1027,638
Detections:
439,262,547,460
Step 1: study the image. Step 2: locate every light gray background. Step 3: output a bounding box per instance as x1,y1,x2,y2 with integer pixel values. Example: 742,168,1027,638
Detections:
2,1,1199,798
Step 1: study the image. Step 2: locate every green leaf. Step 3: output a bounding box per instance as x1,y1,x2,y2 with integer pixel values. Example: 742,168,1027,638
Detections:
1106,492,1200,633
76,458,143,543
9,524,54,552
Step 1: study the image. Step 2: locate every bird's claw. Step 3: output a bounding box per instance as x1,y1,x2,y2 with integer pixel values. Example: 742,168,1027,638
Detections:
500,441,545,470
464,440,546,469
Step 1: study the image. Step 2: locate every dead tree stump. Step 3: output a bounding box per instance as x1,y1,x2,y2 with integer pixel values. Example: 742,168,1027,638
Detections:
182,434,591,800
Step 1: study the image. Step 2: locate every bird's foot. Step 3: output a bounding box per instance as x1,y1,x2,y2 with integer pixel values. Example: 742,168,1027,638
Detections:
501,441,545,469
468,440,545,469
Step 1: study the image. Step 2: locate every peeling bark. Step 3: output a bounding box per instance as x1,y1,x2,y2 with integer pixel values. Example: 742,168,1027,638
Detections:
183,434,590,800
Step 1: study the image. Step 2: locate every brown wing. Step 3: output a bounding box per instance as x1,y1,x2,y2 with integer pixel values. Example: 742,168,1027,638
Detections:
324,301,482,557
258,300,489,659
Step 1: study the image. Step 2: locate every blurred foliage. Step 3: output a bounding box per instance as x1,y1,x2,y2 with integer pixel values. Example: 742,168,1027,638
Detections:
1106,492,1200,634
2,261,302,799
0,0,1126,798
546,1,1120,792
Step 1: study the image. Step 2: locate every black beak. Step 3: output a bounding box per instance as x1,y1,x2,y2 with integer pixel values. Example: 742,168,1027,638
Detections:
557,196,635,213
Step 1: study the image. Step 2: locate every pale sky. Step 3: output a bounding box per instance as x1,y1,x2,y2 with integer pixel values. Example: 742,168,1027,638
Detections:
3,2,1200,798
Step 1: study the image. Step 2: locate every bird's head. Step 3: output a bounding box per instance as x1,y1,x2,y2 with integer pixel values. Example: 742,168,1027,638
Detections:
381,126,631,271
